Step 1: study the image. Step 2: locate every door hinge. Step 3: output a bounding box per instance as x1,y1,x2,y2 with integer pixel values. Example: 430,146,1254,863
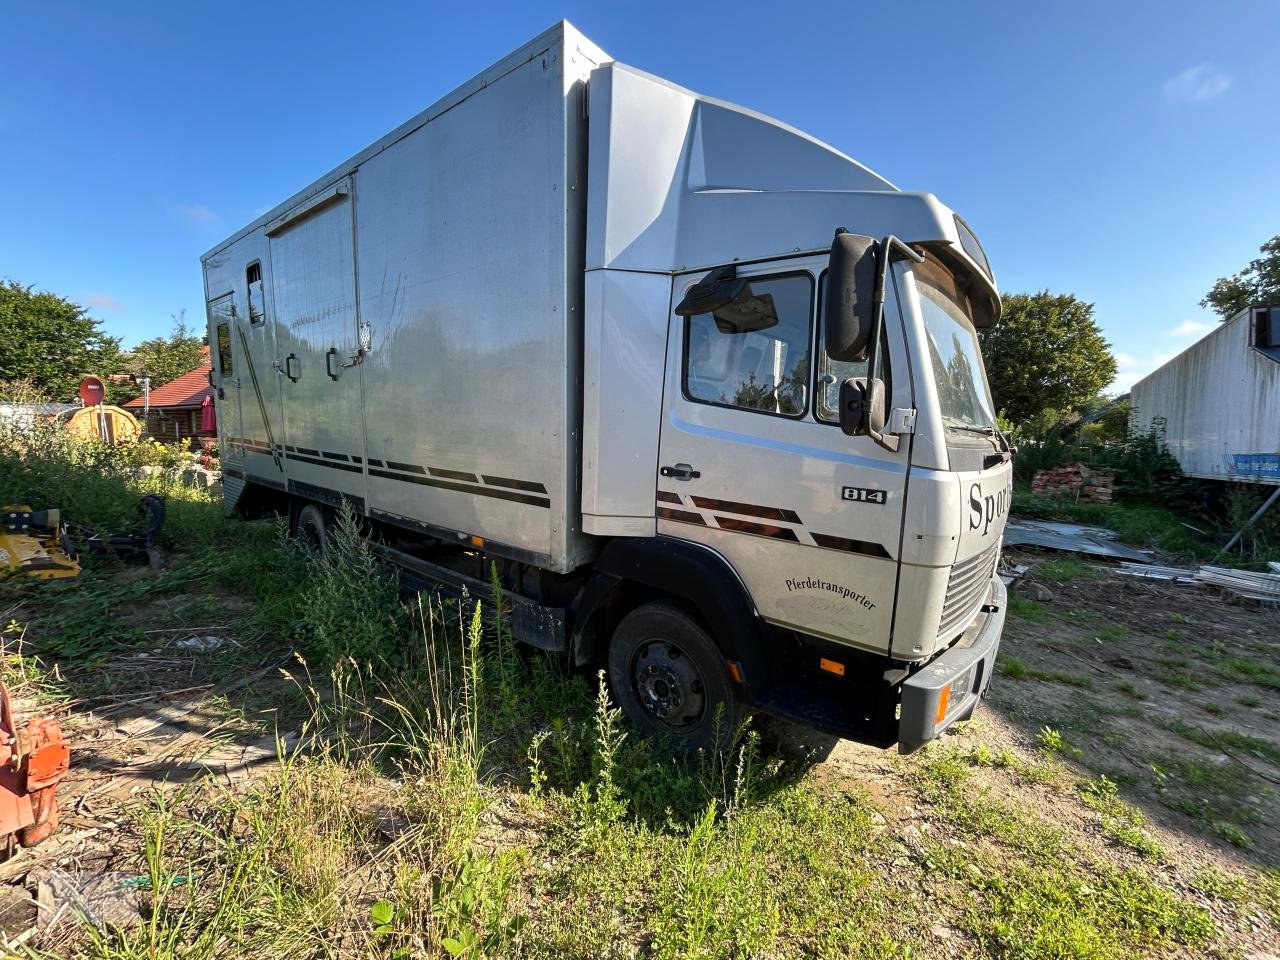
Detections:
888,407,916,435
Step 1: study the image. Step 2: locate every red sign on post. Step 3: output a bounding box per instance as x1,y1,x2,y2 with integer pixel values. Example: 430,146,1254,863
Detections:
78,376,105,407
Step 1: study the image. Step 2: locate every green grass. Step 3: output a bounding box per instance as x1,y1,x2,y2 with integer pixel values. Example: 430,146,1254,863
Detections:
1216,657,1280,691
1,419,1266,959
998,655,1092,687
916,754,1213,958
1035,557,1094,582
1115,681,1147,700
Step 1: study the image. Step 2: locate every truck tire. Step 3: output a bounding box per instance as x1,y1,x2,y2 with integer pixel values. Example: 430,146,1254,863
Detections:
607,601,740,752
294,503,329,555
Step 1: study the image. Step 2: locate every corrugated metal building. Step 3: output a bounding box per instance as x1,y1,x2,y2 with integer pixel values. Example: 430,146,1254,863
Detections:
1131,305,1280,484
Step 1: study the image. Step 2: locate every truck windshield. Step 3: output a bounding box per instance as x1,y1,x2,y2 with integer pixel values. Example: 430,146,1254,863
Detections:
913,255,997,437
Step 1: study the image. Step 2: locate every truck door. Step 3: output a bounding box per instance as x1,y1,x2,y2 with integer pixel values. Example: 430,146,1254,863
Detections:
268,180,368,507
207,294,244,474
656,262,913,656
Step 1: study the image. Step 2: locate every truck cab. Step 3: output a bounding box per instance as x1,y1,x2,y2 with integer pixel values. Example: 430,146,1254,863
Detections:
579,62,1011,750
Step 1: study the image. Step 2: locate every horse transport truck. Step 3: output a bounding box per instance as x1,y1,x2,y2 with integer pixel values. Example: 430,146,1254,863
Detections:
202,21,1012,751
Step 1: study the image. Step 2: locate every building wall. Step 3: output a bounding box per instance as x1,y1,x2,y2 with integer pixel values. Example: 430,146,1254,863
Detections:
1130,309,1280,484
142,408,206,445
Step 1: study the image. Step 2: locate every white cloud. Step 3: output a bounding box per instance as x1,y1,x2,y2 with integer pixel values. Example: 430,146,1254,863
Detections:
167,201,219,225
1163,63,1232,104
1168,318,1214,337
82,292,122,311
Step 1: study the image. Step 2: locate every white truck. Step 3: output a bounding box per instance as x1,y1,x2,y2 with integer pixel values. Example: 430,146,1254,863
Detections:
202,21,1012,751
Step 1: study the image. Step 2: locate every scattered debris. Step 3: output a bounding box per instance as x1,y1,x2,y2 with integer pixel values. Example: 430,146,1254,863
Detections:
998,563,1029,588
1005,519,1152,563
1196,566,1280,602
1108,563,1200,585
170,634,232,652
1109,562,1280,604
1031,463,1116,502
1017,581,1056,602
34,869,141,933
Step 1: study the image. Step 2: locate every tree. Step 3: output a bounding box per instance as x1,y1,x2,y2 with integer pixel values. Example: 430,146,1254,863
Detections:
0,280,122,401
1201,234,1280,320
119,311,207,396
978,291,1117,426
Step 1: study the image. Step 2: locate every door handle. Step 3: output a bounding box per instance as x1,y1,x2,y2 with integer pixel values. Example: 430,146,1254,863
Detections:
283,353,299,383
325,348,340,381
660,463,700,481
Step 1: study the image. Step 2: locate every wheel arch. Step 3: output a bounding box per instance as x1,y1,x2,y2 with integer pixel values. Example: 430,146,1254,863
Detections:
569,536,766,699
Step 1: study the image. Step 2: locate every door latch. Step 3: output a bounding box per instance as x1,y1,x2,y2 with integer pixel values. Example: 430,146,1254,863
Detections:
660,463,700,481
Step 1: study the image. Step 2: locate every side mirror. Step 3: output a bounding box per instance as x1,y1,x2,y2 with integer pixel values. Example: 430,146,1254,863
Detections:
838,377,887,438
825,232,879,362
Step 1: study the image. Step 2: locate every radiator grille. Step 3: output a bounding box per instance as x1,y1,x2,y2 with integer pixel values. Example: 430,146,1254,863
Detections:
938,541,999,639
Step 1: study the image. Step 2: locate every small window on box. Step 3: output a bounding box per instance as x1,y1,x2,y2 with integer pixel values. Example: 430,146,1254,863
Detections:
247,262,265,325
1254,307,1278,349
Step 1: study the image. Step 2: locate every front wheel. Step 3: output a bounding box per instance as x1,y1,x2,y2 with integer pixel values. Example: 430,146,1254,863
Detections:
607,601,740,752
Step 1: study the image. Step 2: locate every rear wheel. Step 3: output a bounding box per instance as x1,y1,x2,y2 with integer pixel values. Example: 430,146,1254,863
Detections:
293,503,329,555
607,601,739,752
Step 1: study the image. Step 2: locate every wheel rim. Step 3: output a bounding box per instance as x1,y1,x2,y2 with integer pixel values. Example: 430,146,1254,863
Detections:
631,639,705,729
298,517,324,553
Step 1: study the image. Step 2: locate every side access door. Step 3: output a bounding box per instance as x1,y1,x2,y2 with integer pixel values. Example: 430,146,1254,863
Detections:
267,180,369,508
207,294,244,476
656,260,914,656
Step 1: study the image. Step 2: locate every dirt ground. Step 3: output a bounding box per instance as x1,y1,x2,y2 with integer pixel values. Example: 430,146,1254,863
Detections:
0,544,1277,954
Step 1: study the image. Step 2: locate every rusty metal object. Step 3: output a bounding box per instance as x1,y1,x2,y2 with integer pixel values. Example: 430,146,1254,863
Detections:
0,685,70,856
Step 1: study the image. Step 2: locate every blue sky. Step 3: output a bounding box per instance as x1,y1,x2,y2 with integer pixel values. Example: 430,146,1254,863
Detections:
2,1,1277,392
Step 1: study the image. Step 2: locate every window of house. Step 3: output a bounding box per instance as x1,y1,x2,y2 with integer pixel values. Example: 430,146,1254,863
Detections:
216,322,233,377
246,262,265,325
682,272,812,417
814,271,890,424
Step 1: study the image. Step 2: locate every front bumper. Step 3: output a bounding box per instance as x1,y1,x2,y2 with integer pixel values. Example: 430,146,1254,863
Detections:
898,576,1006,751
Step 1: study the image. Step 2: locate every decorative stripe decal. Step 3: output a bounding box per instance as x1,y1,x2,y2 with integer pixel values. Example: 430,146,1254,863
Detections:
286,451,363,474
482,475,550,495
691,496,801,525
296,446,319,457
811,533,892,559
657,506,706,525
367,458,384,468
368,468,549,508
656,490,683,505
386,460,425,474
429,467,480,483
322,451,351,462
712,515,800,541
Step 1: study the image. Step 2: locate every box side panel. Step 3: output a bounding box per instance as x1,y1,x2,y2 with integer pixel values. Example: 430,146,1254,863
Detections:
354,50,586,567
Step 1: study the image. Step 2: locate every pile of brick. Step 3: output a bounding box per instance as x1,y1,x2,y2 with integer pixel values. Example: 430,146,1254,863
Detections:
1031,462,1116,502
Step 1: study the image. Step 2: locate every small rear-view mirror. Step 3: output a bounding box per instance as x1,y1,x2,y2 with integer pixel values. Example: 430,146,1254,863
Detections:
674,265,748,318
838,376,887,438
712,290,779,334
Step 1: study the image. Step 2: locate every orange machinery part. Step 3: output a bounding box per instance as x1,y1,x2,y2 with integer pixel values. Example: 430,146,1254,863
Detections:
0,684,70,853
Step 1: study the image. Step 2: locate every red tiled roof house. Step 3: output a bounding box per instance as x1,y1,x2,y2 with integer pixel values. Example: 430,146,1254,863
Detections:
123,361,215,445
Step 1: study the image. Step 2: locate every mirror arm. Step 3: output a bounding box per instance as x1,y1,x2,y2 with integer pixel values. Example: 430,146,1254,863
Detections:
861,237,922,453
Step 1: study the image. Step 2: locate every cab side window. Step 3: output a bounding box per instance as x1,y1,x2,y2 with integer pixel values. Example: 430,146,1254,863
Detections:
682,273,812,417
815,271,889,424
